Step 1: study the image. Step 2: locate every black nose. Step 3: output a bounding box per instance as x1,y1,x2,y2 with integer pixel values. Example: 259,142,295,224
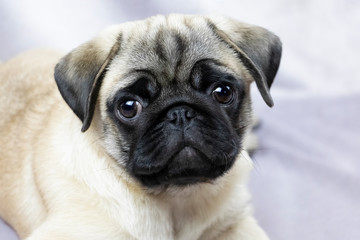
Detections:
166,105,196,126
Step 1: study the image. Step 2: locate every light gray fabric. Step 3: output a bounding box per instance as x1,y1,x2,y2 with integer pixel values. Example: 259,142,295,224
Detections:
1,1,359,239
250,93,360,240
0,219,17,240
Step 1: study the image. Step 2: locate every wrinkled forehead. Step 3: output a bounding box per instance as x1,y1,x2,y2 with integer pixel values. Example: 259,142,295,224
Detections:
107,15,233,85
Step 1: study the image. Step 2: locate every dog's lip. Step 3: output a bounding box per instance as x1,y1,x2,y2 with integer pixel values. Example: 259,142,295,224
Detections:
156,146,224,181
134,145,205,179
133,141,237,187
168,145,201,161
161,175,211,186
131,142,204,176
135,151,232,187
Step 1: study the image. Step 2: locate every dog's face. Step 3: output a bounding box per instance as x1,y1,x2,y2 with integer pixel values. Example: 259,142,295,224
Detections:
54,15,281,187
104,59,247,187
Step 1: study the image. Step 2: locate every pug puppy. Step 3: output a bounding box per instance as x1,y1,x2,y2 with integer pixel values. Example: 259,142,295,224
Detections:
0,14,281,240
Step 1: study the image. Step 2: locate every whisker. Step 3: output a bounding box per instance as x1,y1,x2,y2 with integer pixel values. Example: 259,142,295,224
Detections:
239,151,253,169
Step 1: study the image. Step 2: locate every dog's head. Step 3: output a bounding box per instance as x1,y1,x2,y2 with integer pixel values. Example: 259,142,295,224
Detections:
54,15,281,187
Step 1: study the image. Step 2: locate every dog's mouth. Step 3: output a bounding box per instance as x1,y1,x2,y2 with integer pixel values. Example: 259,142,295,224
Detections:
133,146,235,187
128,104,241,187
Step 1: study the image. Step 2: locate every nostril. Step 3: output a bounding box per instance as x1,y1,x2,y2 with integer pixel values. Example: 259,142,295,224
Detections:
166,106,196,125
185,109,195,119
167,110,178,122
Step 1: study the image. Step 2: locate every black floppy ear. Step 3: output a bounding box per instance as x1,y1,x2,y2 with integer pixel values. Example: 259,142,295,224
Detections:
208,17,282,107
55,34,121,132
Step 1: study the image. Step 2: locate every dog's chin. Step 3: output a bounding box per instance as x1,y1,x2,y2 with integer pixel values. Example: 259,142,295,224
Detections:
134,146,236,188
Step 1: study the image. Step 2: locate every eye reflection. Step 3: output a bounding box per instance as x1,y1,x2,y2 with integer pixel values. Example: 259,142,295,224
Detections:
117,100,142,119
212,85,234,104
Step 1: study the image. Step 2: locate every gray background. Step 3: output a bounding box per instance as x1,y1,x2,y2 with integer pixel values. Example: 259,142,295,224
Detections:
1,0,359,239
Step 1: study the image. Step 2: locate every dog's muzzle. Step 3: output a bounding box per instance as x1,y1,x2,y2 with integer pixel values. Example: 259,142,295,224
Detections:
131,104,238,187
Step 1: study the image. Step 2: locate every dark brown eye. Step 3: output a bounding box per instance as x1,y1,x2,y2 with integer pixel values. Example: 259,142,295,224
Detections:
212,85,234,104
116,100,142,119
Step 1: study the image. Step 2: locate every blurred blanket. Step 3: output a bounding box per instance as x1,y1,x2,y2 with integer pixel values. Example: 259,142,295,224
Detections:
250,93,360,240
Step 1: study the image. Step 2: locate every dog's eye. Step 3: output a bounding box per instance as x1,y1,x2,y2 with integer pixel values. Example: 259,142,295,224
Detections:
116,100,143,119
212,85,234,104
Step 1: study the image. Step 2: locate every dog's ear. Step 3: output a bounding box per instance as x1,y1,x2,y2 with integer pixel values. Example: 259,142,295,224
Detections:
54,30,122,132
207,16,282,107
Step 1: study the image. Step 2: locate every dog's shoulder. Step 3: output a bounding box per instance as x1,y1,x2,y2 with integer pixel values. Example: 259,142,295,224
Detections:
0,49,66,238
0,50,63,129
